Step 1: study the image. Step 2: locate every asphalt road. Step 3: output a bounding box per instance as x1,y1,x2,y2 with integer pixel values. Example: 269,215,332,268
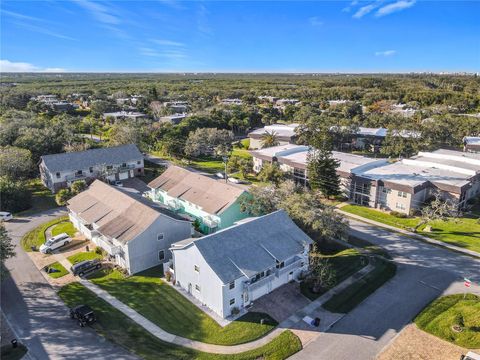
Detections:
292,218,480,360
1,209,138,360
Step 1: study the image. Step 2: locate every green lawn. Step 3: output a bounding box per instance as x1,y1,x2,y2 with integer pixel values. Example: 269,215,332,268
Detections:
46,261,69,278
143,160,166,184
68,251,103,264
188,157,225,174
323,258,397,313
415,294,480,349
21,216,70,251
51,221,76,237
16,178,58,216
89,267,278,345
300,248,368,301
341,205,480,254
0,344,28,360
58,282,302,360
348,235,392,259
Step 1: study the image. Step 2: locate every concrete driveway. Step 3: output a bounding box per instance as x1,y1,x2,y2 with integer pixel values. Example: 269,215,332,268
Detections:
1,209,138,360
249,282,310,323
292,217,480,360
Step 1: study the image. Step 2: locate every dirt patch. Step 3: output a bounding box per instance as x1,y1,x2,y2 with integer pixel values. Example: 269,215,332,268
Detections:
377,324,479,360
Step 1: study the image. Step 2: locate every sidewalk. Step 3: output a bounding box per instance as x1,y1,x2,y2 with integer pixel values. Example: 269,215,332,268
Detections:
336,208,480,259
78,262,377,353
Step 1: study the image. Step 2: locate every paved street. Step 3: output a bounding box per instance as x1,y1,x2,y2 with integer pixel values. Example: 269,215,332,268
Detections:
293,218,480,360
1,209,138,360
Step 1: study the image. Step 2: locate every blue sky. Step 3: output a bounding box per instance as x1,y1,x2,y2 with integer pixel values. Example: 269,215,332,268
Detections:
1,1,479,72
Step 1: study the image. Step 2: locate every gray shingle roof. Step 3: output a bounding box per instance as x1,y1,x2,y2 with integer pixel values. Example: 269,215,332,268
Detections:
172,210,312,284
40,144,142,173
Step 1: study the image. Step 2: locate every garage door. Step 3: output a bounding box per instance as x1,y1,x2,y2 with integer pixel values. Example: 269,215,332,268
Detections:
119,172,129,180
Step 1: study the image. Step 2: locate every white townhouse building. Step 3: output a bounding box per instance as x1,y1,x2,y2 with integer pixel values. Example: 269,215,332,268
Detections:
39,144,144,193
67,180,192,274
170,210,313,319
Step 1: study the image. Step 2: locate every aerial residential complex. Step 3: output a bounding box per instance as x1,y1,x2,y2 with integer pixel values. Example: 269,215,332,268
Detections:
250,145,480,214
68,180,192,274
250,144,389,197
39,144,144,193
147,166,250,233
170,210,312,319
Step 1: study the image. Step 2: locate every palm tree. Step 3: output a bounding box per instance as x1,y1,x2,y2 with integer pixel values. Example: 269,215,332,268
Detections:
261,130,280,148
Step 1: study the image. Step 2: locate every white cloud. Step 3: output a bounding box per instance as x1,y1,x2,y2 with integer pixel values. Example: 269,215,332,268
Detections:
375,50,397,56
309,16,324,27
353,3,380,18
375,0,416,17
151,39,185,47
0,60,66,72
74,0,120,25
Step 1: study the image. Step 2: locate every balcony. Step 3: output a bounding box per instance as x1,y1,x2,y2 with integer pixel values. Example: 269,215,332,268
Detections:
203,216,219,228
276,258,303,277
95,235,121,255
118,164,136,171
245,274,274,292
65,173,87,182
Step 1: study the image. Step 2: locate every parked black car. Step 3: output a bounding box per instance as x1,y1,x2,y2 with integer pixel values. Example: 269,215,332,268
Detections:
71,259,102,277
69,305,96,327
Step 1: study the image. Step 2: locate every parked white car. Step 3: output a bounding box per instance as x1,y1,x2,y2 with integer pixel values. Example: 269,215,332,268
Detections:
0,211,13,222
39,233,72,254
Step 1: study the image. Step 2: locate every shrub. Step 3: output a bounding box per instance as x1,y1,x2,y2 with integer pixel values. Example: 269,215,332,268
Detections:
165,271,172,282
390,211,408,218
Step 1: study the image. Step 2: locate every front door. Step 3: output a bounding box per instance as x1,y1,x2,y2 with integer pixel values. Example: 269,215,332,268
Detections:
188,283,192,294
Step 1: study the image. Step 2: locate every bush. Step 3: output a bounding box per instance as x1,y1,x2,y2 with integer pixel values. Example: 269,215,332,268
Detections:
165,271,172,282
390,211,408,218
0,177,32,213
55,188,71,205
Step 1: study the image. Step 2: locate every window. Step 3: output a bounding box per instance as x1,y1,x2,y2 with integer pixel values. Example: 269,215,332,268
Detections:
396,202,406,210
137,160,141,165
195,284,200,292
106,165,113,170
194,265,200,273
229,298,235,306
138,168,142,173
76,170,83,175
158,250,165,261
89,167,94,173
122,163,127,167
276,260,285,269
398,191,408,198
229,281,235,290
157,233,164,241
382,187,391,194
56,172,60,178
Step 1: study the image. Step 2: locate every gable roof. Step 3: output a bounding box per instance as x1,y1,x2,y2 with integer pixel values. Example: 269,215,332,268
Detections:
171,210,312,284
148,166,246,215
40,144,142,173
67,180,186,244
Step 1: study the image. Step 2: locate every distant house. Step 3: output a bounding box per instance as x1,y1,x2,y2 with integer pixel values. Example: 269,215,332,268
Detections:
464,137,480,153
250,144,388,197
147,166,250,233
163,101,189,113
158,113,187,124
248,123,299,149
68,180,192,275
170,210,312,319
220,98,243,106
103,111,148,122
39,144,144,193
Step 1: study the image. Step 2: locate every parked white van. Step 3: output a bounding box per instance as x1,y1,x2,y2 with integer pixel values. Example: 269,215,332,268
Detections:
39,233,72,254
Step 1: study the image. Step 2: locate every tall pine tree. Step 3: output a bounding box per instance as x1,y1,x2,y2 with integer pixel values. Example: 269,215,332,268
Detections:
307,149,341,198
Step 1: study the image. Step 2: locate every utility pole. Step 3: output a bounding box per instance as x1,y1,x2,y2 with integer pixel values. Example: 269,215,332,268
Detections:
223,155,228,183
